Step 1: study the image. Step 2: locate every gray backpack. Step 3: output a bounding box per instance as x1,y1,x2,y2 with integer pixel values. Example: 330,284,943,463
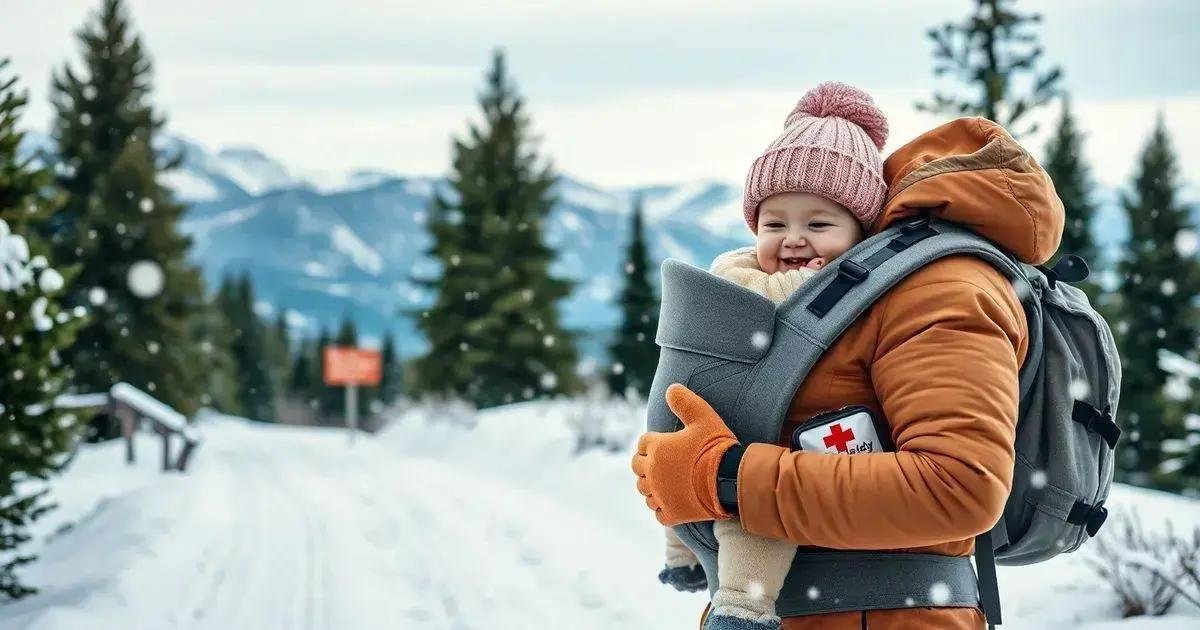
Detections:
646,216,1121,627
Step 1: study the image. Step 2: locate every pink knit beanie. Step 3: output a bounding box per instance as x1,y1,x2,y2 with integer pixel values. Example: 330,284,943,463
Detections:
743,82,889,233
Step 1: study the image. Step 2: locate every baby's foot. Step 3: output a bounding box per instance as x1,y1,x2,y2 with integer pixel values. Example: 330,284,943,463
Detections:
658,564,707,592
703,607,782,630
805,257,827,270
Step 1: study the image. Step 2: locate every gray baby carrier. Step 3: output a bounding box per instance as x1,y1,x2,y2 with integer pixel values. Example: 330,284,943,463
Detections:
646,216,1121,627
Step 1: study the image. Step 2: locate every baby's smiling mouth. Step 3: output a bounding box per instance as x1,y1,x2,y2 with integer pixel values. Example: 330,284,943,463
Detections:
780,257,809,267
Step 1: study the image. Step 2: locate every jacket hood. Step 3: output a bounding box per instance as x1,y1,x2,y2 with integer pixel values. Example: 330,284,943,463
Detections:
872,117,1064,264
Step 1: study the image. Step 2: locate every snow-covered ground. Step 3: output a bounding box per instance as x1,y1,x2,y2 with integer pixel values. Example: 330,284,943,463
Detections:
2,401,1198,629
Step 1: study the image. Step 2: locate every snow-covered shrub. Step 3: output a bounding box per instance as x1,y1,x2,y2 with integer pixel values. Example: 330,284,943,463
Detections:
1087,510,1200,617
406,395,478,430
565,383,644,455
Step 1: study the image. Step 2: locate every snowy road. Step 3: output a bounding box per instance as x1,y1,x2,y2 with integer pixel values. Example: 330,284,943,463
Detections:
0,417,702,629
3,405,1198,629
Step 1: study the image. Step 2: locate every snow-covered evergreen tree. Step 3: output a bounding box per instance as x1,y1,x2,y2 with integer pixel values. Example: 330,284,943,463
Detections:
0,59,83,601
606,195,659,399
407,50,582,408
48,0,212,414
378,330,402,407
216,274,275,422
1044,97,1104,303
1114,115,1200,490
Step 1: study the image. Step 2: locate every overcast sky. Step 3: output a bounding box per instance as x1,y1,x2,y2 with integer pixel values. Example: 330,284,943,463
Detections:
3,0,1198,189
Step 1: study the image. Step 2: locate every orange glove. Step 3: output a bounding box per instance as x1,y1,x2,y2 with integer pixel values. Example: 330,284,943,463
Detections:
631,383,739,526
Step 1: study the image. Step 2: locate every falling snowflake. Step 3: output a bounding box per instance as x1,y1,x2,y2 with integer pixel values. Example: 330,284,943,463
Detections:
540,372,558,389
612,362,625,375
522,288,534,302
147,382,156,392
450,255,461,267
1161,279,1177,296
127,261,164,298
543,335,555,347
636,332,645,342
147,341,160,355
139,198,155,213
905,597,916,607
80,112,92,126
72,305,87,318
459,342,470,351
1030,470,1047,489
1012,279,1032,301
1068,379,1090,401
200,340,213,354
522,387,534,399
1156,328,1166,339
12,369,23,381
806,586,820,600
1175,230,1198,256
624,262,635,274
116,223,127,235
747,581,765,601
82,85,97,100
929,582,951,605
751,331,770,350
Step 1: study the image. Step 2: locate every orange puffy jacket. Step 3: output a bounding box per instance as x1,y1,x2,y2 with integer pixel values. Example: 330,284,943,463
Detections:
729,117,1064,629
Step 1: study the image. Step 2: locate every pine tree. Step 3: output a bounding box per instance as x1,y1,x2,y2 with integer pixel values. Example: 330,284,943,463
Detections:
216,274,275,422
1114,114,1200,490
406,50,582,408
0,59,84,601
606,194,660,399
378,330,402,406
312,325,332,421
191,295,240,415
48,0,210,413
290,336,313,396
1043,97,1103,303
266,309,291,403
919,0,1062,137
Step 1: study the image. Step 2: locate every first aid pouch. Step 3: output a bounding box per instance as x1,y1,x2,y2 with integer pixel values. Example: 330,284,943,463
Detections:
790,406,894,455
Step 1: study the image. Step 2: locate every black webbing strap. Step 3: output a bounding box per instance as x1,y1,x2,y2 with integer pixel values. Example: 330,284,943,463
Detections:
1072,400,1121,448
975,530,1002,629
1068,499,1110,536
807,219,939,317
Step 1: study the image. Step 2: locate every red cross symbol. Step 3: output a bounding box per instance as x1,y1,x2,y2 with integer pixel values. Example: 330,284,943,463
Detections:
823,423,856,453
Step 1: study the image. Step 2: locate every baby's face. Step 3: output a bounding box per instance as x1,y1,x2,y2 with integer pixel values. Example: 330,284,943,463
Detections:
755,192,864,274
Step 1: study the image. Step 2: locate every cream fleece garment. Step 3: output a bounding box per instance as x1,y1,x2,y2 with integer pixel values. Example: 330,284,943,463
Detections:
707,246,817,305
659,246,817,624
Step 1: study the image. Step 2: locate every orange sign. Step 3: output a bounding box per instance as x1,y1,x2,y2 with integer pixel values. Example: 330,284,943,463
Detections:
323,346,382,386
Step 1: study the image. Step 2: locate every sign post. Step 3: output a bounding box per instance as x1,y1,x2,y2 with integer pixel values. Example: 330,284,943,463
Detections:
323,346,382,444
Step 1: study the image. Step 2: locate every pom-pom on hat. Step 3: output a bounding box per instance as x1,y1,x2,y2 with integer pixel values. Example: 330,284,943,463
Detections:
743,82,889,233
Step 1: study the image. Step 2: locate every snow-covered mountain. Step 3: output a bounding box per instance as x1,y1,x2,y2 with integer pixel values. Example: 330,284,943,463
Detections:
16,132,1157,361
156,138,754,359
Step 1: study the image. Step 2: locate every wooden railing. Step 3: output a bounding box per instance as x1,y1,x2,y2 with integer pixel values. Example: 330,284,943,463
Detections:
56,384,203,472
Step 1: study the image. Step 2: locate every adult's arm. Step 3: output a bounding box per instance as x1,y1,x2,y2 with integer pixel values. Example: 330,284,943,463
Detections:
736,256,1028,549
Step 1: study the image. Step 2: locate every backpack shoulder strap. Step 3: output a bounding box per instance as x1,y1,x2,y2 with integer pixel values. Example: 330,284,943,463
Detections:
733,217,1036,447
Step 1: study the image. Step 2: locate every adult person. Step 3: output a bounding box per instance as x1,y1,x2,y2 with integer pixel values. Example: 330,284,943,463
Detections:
632,115,1065,629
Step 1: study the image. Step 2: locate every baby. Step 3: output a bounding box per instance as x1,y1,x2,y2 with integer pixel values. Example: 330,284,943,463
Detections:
658,82,889,630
